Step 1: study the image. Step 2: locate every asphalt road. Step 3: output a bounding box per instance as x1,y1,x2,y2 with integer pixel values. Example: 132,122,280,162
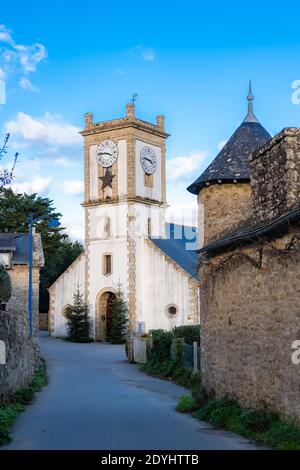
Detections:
3,335,262,450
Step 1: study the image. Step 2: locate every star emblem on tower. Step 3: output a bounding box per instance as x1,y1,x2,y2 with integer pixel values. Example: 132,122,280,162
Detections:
99,169,115,190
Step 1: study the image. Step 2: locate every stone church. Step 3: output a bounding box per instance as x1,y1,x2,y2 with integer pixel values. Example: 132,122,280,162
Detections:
49,103,199,339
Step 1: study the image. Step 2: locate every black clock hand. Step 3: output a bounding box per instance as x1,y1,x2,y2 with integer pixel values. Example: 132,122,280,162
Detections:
143,157,153,164
98,152,112,157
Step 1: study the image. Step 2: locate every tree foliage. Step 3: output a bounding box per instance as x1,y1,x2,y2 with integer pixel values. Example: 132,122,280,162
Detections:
0,133,18,187
66,287,92,343
0,188,83,312
0,265,11,304
107,288,128,344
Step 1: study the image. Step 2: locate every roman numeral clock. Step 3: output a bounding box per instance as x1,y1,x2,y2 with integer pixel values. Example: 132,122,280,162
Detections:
96,140,118,190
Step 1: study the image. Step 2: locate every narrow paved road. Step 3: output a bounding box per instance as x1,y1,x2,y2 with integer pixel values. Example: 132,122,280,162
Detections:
4,336,261,450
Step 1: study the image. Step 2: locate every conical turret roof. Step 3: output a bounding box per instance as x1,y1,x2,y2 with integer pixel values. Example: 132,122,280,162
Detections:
187,83,271,195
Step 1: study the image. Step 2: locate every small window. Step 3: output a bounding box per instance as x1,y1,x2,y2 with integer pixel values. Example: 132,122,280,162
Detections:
144,173,153,188
165,304,178,318
103,216,111,238
103,254,112,276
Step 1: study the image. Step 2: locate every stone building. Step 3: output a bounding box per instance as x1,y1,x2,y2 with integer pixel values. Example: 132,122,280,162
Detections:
0,232,44,400
49,103,199,340
188,82,271,247
189,87,300,423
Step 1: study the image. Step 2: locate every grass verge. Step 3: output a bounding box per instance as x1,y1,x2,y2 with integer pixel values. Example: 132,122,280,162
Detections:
141,359,196,388
0,359,48,446
177,396,300,450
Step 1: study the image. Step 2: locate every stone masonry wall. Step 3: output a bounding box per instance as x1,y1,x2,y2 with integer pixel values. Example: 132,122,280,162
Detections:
39,313,48,331
250,128,300,223
0,266,40,401
199,183,251,245
200,228,300,424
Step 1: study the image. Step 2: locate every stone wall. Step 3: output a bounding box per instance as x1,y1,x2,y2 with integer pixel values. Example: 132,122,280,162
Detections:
39,313,48,331
200,228,300,423
199,183,251,246
250,128,300,223
0,266,40,401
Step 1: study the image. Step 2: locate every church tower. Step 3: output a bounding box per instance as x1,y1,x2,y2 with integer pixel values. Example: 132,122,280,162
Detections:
188,82,271,246
80,102,169,336
48,101,199,340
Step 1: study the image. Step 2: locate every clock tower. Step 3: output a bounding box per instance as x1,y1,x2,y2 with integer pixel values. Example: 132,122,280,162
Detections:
48,102,199,340
80,102,169,335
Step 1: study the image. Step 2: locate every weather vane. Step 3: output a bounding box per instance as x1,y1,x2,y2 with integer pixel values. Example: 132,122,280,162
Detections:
131,93,138,104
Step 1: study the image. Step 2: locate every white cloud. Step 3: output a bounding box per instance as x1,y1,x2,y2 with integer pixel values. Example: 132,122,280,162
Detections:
0,23,47,84
53,157,75,167
0,25,14,45
11,176,52,195
14,43,47,74
166,200,198,227
167,150,209,181
217,140,227,150
0,67,6,80
67,224,85,241
142,48,155,61
6,112,81,146
19,77,38,92
62,179,83,196
133,45,155,62
117,68,125,75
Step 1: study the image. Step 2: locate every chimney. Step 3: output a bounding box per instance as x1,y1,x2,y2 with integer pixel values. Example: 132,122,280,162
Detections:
250,128,300,223
156,115,165,131
84,112,93,129
126,103,135,119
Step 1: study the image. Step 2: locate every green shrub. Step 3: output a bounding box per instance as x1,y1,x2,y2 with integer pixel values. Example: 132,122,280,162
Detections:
0,265,11,304
148,329,173,363
107,291,128,344
190,372,207,406
172,367,193,388
262,421,300,450
173,325,200,345
66,288,92,343
176,395,198,413
192,397,300,450
239,409,279,434
194,399,242,432
0,403,24,445
0,360,47,446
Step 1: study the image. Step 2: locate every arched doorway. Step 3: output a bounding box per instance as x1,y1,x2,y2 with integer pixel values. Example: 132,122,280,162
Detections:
95,290,117,341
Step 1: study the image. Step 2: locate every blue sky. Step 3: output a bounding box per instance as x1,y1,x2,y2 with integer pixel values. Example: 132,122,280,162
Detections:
1,0,300,239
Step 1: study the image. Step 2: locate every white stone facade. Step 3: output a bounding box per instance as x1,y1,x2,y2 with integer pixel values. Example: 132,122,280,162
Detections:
48,104,199,339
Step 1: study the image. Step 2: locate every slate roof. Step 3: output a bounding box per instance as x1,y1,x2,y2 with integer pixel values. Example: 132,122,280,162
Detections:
187,85,272,195
187,121,271,195
0,233,44,266
198,204,300,257
150,223,199,279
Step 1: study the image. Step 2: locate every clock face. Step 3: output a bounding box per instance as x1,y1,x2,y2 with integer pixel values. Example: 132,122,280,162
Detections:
140,146,157,175
96,140,118,168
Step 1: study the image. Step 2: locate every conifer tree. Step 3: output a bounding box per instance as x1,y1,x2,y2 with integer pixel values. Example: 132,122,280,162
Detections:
66,287,92,343
107,288,128,344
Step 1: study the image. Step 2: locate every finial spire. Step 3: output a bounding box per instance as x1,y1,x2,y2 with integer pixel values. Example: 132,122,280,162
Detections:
131,93,138,105
243,80,259,123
